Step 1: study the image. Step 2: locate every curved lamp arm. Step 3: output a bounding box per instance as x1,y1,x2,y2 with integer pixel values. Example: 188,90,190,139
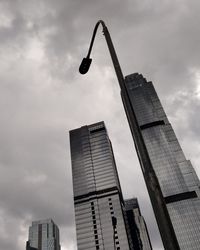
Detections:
86,20,106,59
79,20,125,94
79,20,106,74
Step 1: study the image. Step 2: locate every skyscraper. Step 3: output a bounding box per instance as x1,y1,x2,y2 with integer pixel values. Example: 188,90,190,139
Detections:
70,121,151,250
70,121,129,250
124,198,152,250
123,73,200,249
27,219,61,250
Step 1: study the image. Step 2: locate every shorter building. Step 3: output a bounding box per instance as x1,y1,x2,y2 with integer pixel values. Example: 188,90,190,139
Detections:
70,121,152,250
27,219,61,250
124,198,152,250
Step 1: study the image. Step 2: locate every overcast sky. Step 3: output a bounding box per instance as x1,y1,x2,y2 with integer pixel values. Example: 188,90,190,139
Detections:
1,0,200,249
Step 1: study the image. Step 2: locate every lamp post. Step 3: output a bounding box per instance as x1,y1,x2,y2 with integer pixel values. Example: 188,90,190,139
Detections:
79,20,180,250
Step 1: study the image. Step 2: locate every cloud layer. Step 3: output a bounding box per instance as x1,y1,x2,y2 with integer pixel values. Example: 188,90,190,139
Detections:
1,0,200,249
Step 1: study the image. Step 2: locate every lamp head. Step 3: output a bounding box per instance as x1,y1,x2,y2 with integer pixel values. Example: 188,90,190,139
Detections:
79,57,92,74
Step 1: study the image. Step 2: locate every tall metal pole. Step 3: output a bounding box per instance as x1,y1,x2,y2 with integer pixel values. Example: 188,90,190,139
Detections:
79,20,180,250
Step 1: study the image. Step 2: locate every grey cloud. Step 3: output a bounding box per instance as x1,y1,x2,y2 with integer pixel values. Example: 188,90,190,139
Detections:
1,0,200,250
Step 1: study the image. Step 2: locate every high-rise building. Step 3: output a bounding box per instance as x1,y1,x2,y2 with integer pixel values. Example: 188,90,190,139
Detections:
124,73,200,249
70,121,151,250
70,121,129,250
124,198,152,250
27,219,61,250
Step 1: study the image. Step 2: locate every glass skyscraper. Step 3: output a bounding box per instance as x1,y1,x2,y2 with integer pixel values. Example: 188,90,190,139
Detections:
27,219,61,250
124,198,152,250
124,73,200,249
70,121,151,250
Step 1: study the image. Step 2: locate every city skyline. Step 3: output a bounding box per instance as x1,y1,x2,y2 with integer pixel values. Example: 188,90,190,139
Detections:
1,1,200,250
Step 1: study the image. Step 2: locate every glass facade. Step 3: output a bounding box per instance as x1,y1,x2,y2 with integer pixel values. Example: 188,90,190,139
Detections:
71,122,153,250
70,122,130,250
124,73,200,249
28,219,61,250
124,198,152,250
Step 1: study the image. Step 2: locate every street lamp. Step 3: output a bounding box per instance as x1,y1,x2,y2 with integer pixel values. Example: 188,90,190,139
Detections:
79,20,180,250
79,20,126,94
